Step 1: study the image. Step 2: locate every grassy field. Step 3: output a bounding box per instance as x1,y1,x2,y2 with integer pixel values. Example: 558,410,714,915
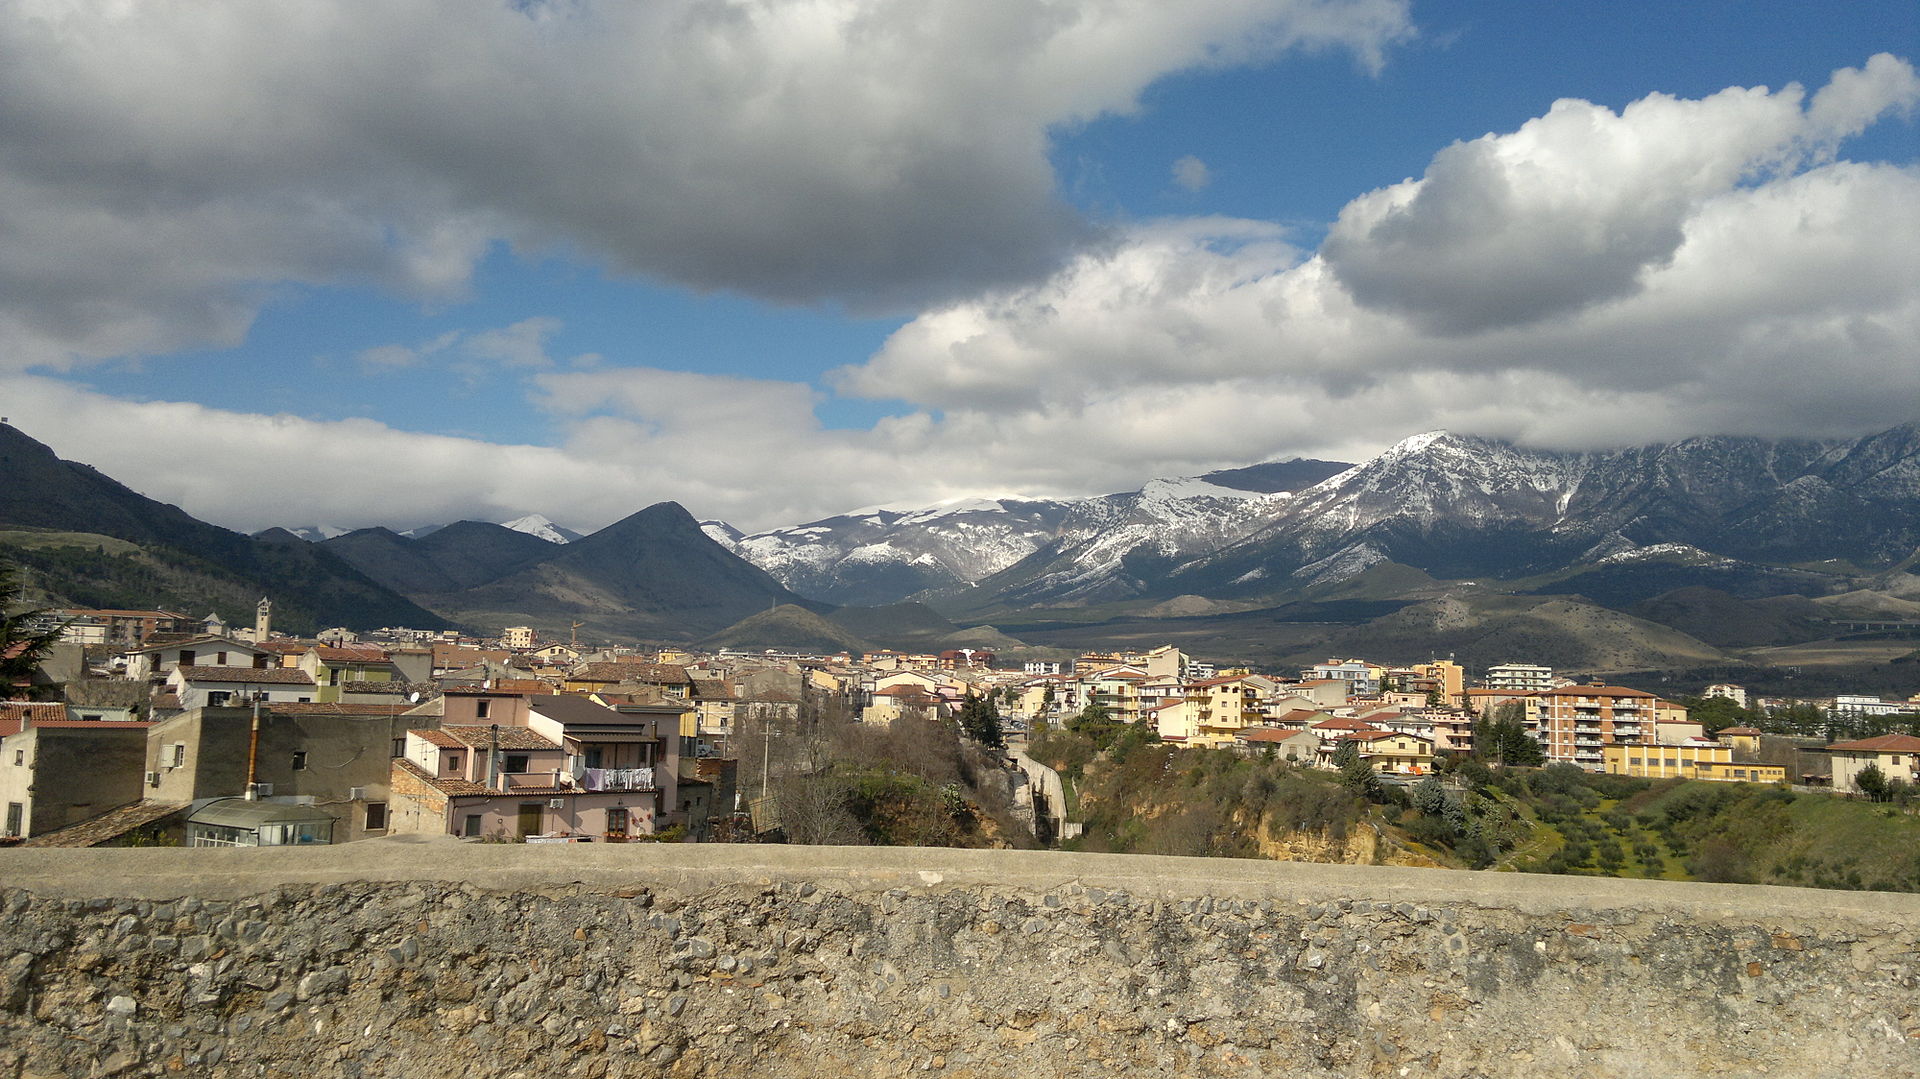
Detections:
0,530,142,557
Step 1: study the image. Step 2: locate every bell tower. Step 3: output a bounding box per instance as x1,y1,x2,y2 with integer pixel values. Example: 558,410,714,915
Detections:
254,597,272,642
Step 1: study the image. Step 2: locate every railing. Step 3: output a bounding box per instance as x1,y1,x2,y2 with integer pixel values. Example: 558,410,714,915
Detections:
574,767,656,792
499,771,569,790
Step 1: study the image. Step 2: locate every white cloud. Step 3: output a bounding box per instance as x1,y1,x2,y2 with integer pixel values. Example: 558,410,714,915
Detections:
835,57,1920,462
6,53,1914,538
1172,155,1212,192
0,0,1411,369
356,319,564,378
1321,53,1920,333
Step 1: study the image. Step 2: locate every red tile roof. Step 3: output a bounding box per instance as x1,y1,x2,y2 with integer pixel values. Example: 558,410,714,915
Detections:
314,646,392,664
0,702,67,728
1538,684,1655,699
1825,733,1920,753
442,724,560,751
1239,727,1312,742
1341,729,1431,744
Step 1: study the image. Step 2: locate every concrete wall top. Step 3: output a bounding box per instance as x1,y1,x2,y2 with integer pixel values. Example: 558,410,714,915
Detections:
4,838,1916,924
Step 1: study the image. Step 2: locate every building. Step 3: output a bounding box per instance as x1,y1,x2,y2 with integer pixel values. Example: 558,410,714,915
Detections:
1333,730,1436,774
1534,683,1655,770
1486,663,1555,693
184,798,337,847
1304,659,1382,695
163,666,318,710
1,716,154,840
296,646,398,702
122,636,266,682
1823,733,1920,794
1233,726,1321,763
1408,659,1465,704
502,626,537,649
145,702,419,841
1704,683,1749,708
1601,742,1786,784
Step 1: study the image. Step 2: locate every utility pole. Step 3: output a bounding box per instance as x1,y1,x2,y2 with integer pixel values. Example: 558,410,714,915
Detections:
762,720,772,798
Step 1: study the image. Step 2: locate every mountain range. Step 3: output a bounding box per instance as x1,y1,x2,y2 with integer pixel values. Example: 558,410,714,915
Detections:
700,426,1920,619
9,417,1919,672
0,423,448,633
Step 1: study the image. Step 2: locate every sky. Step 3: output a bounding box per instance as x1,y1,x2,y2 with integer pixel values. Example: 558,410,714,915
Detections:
1,0,1916,535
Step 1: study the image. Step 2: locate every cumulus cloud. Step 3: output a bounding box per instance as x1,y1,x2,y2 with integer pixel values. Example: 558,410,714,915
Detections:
1321,53,1920,333
1172,155,1213,191
836,57,1920,463
0,0,1410,369
6,52,1914,536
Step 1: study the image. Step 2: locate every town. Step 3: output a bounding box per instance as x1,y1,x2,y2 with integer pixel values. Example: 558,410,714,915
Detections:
5,596,1917,853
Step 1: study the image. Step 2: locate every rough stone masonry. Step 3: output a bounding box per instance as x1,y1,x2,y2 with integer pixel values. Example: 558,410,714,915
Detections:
0,839,1916,1078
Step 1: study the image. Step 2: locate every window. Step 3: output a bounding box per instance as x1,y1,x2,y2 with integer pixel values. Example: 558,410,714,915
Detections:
207,691,231,707
446,753,462,771
170,743,186,768
179,650,195,667
4,803,22,838
216,651,228,665
391,738,406,758
463,814,483,837
11,749,21,766
475,700,491,719
606,806,629,835
505,754,530,774
364,802,388,830
291,751,308,770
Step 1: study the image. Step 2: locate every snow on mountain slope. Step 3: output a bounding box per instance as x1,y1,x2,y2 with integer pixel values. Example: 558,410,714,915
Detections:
726,460,1350,607
282,524,351,542
731,500,1069,607
499,513,583,544
1166,424,1920,597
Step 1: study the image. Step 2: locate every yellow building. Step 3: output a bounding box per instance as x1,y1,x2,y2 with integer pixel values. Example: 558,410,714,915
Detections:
1409,659,1465,704
1602,742,1786,784
1335,730,1435,774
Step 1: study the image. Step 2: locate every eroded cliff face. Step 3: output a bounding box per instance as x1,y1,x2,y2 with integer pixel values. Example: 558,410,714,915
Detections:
0,843,1915,1079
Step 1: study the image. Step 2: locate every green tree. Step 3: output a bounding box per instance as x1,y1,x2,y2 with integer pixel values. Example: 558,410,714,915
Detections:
957,692,1005,750
1411,775,1448,817
1,555,67,701
1853,762,1891,802
1332,739,1381,800
1474,702,1545,767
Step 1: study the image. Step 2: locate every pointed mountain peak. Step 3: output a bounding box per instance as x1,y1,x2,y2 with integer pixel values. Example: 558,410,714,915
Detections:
499,512,582,544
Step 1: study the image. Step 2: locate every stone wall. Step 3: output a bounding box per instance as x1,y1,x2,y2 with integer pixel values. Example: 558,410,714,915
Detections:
0,841,1915,1078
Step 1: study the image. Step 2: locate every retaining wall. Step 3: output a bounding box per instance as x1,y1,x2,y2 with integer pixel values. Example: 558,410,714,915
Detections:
1,840,1915,1077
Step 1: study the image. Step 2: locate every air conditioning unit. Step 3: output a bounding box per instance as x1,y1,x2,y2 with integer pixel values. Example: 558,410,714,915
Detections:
145,772,161,788
250,783,273,798
348,786,367,801
548,798,566,809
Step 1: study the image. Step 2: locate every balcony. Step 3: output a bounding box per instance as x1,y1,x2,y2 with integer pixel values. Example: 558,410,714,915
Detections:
573,766,657,793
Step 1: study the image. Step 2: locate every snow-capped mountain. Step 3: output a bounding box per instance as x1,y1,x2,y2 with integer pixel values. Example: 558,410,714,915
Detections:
724,498,1075,607
499,513,585,544
1157,423,1920,602
719,459,1349,606
280,524,352,543
716,423,1920,612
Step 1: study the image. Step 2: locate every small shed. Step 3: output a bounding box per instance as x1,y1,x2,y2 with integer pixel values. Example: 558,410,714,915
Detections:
185,798,337,847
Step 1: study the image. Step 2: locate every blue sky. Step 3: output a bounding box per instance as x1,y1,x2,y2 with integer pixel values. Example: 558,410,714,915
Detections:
2,1,1915,533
